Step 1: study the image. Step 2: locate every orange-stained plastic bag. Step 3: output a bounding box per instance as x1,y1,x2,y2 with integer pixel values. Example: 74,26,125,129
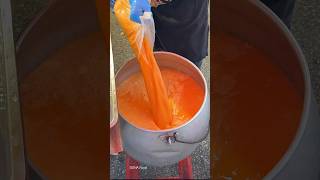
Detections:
114,0,173,129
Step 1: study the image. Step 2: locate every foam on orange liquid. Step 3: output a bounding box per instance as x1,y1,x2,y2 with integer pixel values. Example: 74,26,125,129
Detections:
117,68,204,130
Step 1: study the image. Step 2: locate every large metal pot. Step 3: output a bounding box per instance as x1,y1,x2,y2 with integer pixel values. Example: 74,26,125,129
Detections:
16,0,106,179
214,0,320,179
116,52,210,167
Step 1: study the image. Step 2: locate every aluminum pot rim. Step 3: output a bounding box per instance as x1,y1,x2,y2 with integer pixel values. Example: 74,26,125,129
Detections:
238,0,313,179
115,51,209,133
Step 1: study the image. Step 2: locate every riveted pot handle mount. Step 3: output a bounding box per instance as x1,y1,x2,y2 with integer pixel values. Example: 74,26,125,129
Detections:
159,127,210,144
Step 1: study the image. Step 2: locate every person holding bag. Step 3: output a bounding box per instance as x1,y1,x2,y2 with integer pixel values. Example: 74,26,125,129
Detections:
110,0,296,69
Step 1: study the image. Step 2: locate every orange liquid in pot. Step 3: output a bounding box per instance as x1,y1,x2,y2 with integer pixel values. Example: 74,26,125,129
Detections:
212,31,303,179
117,68,204,130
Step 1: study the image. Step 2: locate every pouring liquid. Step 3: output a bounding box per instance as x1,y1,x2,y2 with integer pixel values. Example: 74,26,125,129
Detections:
112,0,173,129
212,31,302,179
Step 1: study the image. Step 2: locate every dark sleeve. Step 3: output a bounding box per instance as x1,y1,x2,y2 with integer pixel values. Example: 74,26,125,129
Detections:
260,0,296,28
152,0,209,63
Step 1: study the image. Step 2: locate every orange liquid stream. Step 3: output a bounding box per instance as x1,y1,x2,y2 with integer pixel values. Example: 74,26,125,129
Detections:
212,31,302,179
135,40,174,129
117,68,204,130
112,0,174,129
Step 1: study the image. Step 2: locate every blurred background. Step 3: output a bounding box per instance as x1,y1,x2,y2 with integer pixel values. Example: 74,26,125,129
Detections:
11,0,320,179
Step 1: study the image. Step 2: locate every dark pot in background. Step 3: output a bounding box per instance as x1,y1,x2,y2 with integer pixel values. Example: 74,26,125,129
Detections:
214,0,320,179
16,0,103,179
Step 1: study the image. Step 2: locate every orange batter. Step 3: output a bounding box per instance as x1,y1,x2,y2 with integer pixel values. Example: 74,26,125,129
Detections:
117,68,204,130
212,31,302,179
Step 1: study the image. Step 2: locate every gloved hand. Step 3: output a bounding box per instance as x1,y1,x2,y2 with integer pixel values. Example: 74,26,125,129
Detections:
113,0,155,57
111,0,151,23
110,0,116,9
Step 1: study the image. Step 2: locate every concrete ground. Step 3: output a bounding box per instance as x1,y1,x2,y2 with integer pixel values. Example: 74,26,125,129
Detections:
291,0,320,103
11,0,320,179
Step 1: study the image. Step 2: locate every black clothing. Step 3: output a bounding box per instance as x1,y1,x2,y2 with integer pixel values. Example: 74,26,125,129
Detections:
152,0,209,65
151,0,296,68
261,0,296,28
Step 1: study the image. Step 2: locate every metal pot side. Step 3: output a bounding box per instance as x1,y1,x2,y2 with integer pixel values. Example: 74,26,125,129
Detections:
115,52,210,167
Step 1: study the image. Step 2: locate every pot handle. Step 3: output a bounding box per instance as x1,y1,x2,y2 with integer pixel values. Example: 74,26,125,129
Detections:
159,127,209,144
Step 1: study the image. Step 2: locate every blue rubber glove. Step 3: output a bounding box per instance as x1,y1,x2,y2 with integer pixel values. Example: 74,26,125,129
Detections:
129,0,151,23
111,0,151,24
110,0,115,9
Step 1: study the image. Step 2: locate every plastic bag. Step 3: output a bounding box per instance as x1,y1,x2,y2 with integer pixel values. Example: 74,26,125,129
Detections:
113,0,154,56
114,0,173,129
